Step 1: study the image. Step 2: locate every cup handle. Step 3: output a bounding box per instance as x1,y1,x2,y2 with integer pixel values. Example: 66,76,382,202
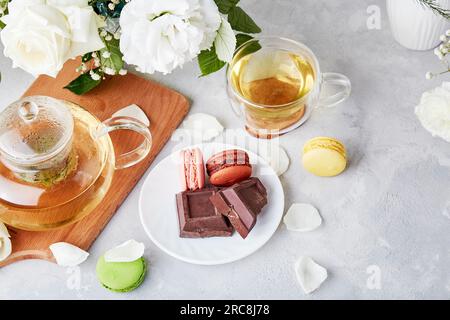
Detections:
317,72,351,108
94,116,152,170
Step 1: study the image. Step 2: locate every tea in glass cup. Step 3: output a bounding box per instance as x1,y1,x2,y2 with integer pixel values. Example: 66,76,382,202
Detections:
227,37,351,138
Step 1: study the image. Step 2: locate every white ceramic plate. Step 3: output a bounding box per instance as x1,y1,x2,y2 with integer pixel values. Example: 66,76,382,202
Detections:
139,143,284,265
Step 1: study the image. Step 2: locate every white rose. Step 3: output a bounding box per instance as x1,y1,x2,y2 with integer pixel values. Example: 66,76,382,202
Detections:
119,0,221,74
415,82,450,142
0,0,105,77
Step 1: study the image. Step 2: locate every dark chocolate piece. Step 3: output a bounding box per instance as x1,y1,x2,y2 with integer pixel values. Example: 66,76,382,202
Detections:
209,178,268,239
232,177,267,215
176,186,233,238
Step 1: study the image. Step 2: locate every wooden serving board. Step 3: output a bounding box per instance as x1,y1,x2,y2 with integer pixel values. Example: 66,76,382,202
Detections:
0,59,189,267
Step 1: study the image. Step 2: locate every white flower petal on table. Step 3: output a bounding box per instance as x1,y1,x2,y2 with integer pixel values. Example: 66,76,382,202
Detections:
0,222,10,238
284,203,322,232
182,113,224,141
0,236,12,262
104,239,145,263
415,82,450,142
258,143,290,176
49,242,89,267
112,104,150,127
0,222,12,262
214,17,236,63
295,256,328,294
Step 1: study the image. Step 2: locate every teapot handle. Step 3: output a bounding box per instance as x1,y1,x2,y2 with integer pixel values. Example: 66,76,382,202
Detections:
94,116,152,170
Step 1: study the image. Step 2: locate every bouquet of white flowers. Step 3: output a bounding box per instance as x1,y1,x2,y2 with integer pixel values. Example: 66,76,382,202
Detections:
0,0,261,94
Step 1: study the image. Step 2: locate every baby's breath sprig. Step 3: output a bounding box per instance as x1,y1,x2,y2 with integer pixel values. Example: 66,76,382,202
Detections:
89,0,127,18
97,28,125,76
68,26,126,94
426,30,450,79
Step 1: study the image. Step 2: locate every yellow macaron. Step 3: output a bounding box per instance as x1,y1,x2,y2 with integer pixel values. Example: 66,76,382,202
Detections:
302,137,347,177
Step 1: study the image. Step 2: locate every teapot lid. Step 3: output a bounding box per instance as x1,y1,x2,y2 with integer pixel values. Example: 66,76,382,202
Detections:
0,96,73,165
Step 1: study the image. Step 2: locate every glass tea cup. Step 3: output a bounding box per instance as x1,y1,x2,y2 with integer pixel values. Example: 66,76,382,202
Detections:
226,36,351,138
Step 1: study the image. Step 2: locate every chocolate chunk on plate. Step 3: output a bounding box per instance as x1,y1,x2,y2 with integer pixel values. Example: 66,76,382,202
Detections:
176,186,233,238
210,178,268,239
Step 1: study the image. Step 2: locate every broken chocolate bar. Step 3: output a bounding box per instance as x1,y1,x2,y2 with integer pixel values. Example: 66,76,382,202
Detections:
176,186,233,238
209,178,268,239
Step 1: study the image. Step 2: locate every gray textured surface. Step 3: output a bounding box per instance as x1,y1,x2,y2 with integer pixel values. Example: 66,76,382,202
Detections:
0,0,449,299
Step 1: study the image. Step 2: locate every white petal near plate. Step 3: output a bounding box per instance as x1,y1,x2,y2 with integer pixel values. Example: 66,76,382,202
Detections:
0,222,11,262
257,143,290,176
181,113,224,141
139,143,284,265
0,222,10,238
284,203,322,232
295,256,328,294
0,235,12,262
49,242,89,267
112,104,150,127
104,239,145,263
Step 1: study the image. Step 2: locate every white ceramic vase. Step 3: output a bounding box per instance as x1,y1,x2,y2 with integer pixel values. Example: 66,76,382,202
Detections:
387,0,450,50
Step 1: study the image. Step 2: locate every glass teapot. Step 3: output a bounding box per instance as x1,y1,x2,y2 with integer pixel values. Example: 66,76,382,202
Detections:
0,96,152,231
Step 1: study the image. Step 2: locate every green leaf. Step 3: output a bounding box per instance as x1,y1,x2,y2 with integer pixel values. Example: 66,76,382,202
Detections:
214,17,236,63
214,0,240,14
198,46,226,76
236,33,253,49
235,33,261,56
228,6,261,33
0,20,5,29
100,33,123,73
64,70,102,95
82,52,93,63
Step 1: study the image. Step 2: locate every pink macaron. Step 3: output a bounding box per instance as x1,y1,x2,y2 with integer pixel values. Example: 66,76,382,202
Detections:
180,148,205,191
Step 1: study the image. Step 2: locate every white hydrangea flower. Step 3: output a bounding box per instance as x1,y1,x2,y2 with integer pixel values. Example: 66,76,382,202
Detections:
119,0,221,74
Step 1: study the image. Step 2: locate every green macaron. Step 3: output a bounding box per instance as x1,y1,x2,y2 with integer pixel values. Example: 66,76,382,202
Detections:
96,255,147,293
